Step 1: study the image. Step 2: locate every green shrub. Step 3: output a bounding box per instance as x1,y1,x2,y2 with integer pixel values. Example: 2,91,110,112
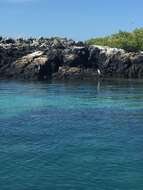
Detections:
86,28,143,52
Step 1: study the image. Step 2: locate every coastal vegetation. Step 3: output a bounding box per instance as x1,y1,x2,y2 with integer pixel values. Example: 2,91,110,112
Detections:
86,28,143,52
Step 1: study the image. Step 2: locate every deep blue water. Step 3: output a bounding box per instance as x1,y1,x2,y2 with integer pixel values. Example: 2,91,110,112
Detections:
0,79,143,190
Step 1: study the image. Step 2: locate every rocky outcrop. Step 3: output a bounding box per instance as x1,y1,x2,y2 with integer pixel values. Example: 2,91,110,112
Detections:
10,51,50,80
0,37,143,80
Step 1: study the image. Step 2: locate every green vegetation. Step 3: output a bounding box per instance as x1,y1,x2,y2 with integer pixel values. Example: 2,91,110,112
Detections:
86,28,143,52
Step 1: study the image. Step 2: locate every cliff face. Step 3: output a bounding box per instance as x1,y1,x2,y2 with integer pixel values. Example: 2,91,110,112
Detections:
0,37,143,80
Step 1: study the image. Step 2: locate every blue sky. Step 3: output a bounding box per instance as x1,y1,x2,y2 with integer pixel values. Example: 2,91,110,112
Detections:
0,0,143,40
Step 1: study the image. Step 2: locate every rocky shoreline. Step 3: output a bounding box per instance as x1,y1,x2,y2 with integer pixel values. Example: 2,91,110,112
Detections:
0,37,143,80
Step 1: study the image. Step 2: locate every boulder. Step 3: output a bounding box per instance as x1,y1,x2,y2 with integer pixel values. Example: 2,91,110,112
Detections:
63,46,89,67
53,66,100,80
11,51,50,80
56,66,81,79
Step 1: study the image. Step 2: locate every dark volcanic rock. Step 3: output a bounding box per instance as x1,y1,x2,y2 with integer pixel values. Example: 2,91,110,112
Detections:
12,51,50,80
0,37,143,80
63,46,89,67
53,66,100,80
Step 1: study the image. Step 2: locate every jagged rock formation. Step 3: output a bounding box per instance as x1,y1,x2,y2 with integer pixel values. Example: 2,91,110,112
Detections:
0,37,143,80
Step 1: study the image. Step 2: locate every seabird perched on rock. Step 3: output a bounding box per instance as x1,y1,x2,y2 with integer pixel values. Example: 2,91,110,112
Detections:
97,69,101,76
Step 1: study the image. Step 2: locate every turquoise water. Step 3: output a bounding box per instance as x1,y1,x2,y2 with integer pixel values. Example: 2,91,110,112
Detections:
0,79,143,190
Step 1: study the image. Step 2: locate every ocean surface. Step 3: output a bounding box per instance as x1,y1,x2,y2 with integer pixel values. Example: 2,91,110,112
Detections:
0,79,143,190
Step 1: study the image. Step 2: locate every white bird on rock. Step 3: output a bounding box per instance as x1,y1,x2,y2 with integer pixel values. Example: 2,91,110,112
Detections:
97,69,101,76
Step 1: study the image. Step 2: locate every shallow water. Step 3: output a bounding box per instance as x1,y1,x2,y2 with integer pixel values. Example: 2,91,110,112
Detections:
0,79,143,190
